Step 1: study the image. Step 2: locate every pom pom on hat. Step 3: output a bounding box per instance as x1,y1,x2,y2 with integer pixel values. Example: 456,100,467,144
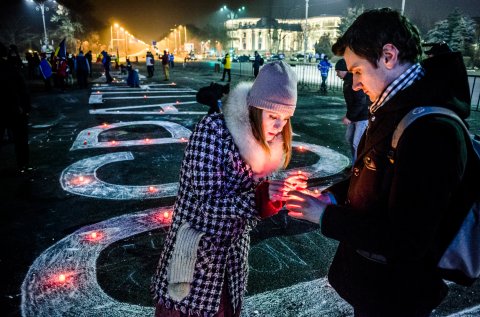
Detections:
247,61,297,117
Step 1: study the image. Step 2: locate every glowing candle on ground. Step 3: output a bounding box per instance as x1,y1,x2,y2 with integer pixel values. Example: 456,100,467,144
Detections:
163,211,169,219
102,123,108,128
148,186,156,193
91,232,97,239
111,140,117,145
58,274,66,283
144,95,147,99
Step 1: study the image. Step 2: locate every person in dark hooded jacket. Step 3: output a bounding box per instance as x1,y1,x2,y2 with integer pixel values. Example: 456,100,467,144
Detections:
287,8,473,317
0,42,31,172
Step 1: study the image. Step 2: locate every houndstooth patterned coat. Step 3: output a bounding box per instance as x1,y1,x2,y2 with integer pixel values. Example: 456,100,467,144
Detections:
151,83,286,316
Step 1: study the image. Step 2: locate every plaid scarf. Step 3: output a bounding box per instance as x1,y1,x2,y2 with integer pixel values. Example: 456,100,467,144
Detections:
370,63,424,114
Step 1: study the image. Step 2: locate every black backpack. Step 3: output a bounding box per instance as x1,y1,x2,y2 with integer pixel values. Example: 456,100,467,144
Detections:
391,106,480,286
196,82,230,108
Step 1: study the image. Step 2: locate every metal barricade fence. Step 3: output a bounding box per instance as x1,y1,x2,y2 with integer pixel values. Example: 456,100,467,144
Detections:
181,61,479,110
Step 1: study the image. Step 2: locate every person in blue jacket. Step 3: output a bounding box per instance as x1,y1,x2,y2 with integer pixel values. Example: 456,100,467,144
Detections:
317,55,332,94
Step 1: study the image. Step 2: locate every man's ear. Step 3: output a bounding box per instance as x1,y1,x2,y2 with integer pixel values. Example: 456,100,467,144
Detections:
381,44,399,69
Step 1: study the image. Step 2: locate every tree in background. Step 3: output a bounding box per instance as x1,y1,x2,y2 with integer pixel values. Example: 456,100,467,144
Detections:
424,8,477,56
337,6,365,37
314,34,332,57
50,4,84,52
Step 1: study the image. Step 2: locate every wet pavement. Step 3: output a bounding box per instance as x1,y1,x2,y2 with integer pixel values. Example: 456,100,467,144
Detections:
1,62,480,317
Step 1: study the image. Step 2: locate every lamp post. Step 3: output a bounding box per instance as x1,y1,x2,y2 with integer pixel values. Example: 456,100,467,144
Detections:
27,0,56,52
170,29,177,53
304,0,309,63
220,5,245,53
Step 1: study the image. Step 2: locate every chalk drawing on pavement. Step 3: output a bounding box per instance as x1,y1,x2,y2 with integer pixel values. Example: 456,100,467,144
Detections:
70,121,191,150
60,152,179,200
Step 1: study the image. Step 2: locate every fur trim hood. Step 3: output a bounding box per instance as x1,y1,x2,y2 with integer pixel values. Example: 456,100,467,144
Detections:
223,82,285,178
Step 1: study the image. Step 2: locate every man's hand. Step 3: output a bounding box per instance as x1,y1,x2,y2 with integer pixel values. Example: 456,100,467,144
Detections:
286,190,327,224
342,116,351,125
268,174,308,202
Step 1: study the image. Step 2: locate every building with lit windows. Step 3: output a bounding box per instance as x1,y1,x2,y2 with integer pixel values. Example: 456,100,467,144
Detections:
224,15,341,56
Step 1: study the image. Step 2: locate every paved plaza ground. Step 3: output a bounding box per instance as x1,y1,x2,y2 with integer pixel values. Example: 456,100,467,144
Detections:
1,61,480,317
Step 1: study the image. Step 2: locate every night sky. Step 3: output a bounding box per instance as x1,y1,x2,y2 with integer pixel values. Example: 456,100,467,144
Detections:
3,0,480,46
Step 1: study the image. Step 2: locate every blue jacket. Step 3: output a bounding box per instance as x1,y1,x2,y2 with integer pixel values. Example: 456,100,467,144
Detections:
318,59,332,77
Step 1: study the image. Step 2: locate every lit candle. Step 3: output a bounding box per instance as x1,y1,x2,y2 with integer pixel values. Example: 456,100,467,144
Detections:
163,211,169,218
148,186,156,192
58,274,66,283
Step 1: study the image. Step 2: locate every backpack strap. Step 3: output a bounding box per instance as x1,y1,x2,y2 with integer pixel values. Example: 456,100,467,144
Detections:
389,106,470,164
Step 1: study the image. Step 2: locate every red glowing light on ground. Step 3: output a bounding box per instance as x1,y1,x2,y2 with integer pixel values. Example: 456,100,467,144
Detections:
297,171,302,175
102,123,109,128
163,211,169,218
314,189,319,194
171,82,176,85
49,271,75,286
84,230,103,242
298,146,305,151
70,175,92,186
145,138,150,143
83,140,87,145
111,140,117,145
180,137,187,142
96,91,100,94
144,95,147,98
148,186,158,193
176,100,180,104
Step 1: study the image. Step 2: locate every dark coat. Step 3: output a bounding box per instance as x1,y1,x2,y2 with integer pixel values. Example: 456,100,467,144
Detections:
322,52,471,312
343,72,369,122
0,58,31,123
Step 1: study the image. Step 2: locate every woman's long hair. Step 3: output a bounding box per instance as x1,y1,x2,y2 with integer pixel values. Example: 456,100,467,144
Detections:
249,107,292,168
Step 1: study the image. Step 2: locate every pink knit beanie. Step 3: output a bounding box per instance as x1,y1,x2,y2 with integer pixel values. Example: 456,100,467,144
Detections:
247,61,297,116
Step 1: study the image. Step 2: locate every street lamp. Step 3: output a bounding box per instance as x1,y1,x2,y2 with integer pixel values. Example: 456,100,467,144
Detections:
27,0,57,52
304,0,309,63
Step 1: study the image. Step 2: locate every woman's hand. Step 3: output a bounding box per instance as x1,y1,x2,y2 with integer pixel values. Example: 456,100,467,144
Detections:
268,174,308,201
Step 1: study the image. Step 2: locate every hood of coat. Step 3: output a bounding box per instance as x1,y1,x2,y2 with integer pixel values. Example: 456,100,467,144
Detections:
380,52,471,120
223,82,286,178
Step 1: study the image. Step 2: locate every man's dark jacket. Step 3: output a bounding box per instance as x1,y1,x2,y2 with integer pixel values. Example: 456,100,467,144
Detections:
322,52,473,312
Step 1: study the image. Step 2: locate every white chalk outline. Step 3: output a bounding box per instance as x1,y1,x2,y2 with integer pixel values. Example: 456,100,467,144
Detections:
70,121,191,151
60,152,179,200
89,101,206,116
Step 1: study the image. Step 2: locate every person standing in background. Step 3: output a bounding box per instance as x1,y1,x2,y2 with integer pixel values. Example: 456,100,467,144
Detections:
0,42,32,173
335,58,370,164
161,50,169,81
221,53,231,82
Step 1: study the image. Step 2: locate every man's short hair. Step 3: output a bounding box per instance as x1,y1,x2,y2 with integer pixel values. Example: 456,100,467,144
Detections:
332,8,422,67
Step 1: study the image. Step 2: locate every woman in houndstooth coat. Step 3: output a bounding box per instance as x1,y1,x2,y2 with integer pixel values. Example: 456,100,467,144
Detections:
152,61,304,317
